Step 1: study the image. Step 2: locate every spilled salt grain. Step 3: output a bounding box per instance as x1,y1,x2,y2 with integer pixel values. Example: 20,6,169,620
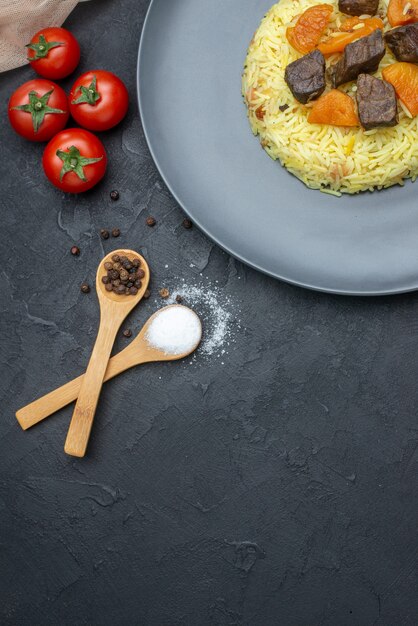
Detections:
146,306,202,355
166,284,236,356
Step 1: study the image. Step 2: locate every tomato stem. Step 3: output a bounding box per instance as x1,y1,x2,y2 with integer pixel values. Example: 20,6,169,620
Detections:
71,75,101,106
56,145,103,182
26,34,63,60
10,89,66,133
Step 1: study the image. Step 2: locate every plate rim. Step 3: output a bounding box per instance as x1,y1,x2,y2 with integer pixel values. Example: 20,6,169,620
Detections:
137,0,418,297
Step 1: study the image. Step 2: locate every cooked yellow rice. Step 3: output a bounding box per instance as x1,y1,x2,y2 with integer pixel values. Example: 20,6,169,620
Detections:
242,0,418,195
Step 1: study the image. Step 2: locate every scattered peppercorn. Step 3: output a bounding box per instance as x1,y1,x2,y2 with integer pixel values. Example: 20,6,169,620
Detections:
143,289,151,299
182,218,193,229
71,245,80,256
175,294,183,303
80,283,90,294
111,228,120,238
100,229,110,240
279,103,289,112
159,287,169,299
110,190,119,201
123,328,132,338
102,255,144,296
146,216,156,227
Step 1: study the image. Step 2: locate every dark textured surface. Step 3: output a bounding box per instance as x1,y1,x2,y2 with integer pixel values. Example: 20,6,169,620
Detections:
1,1,418,624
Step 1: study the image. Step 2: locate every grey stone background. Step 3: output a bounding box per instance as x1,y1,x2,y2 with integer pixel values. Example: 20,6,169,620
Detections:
1,0,418,624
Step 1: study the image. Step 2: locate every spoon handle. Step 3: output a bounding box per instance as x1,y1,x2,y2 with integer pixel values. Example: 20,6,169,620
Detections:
15,342,142,431
64,321,119,457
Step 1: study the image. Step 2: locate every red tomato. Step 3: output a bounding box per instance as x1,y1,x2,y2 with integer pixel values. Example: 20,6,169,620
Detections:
69,70,129,131
43,129,107,193
8,79,69,142
27,27,80,80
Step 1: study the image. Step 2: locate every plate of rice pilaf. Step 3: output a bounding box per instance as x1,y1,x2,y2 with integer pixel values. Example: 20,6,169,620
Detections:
243,0,418,195
138,0,418,295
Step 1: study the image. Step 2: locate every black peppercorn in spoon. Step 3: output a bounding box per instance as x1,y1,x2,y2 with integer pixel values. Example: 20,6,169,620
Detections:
63,249,149,457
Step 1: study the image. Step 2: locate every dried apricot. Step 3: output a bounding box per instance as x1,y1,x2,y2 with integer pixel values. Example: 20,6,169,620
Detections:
382,62,418,116
287,4,333,54
308,89,359,126
387,0,418,26
318,17,383,55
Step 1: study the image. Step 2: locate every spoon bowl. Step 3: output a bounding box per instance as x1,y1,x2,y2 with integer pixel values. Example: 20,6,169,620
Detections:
96,249,150,307
135,305,202,362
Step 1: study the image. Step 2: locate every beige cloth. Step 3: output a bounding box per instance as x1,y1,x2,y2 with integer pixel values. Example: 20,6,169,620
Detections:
0,0,84,73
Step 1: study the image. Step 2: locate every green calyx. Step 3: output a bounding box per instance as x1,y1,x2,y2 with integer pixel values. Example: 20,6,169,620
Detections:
56,145,103,182
11,89,66,133
26,34,63,60
71,75,101,106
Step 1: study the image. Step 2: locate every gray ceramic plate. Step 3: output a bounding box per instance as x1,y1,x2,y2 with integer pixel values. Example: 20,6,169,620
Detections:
137,0,418,295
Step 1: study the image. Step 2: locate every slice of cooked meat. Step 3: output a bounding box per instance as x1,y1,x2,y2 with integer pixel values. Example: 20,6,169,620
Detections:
284,49,326,104
384,23,418,62
356,73,398,129
339,0,379,16
329,30,385,87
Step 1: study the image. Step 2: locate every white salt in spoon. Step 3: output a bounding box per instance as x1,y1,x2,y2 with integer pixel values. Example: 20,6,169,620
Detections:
16,305,202,431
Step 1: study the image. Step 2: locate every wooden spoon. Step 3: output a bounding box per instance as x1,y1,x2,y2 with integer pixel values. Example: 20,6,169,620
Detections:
16,305,201,432
63,249,150,458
